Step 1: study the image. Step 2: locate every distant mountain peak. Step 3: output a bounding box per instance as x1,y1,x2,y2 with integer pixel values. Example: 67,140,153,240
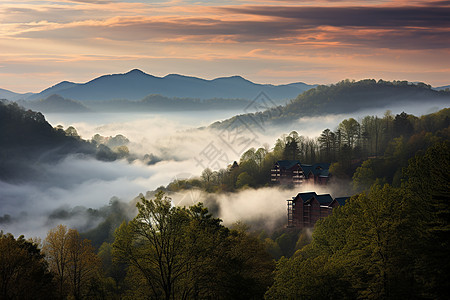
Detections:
47,80,76,89
33,80,78,99
229,75,245,80
125,69,146,75
212,75,253,84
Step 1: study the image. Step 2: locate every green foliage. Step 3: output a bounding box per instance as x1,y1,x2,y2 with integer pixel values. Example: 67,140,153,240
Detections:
338,118,360,148
404,141,450,299
236,171,254,188
98,242,126,295
263,238,283,260
210,79,449,131
266,251,354,300
82,198,132,249
267,142,450,299
43,225,101,299
161,108,449,202
352,159,376,192
113,191,274,299
0,232,56,299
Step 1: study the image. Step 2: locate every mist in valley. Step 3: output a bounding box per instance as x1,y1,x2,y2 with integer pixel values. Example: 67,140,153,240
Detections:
0,99,447,239
171,182,351,232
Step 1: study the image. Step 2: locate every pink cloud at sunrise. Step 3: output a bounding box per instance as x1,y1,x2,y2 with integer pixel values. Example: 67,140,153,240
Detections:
0,0,449,92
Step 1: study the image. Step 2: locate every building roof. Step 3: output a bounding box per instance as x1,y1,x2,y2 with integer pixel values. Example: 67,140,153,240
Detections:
293,192,347,207
311,163,331,177
276,160,302,170
294,191,316,203
275,161,331,176
315,194,333,205
297,163,331,178
300,164,313,176
334,197,349,206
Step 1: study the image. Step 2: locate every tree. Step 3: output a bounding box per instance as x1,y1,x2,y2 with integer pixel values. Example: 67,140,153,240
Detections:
0,232,55,299
266,250,354,300
113,191,274,299
381,110,394,150
223,229,274,299
352,159,376,192
405,141,450,299
236,171,254,188
282,131,301,160
113,191,192,299
393,112,414,138
201,167,213,183
43,225,100,299
43,224,70,298
318,128,336,162
66,229,101,300
97,242,126,294
240,147,256,163
338,118,360,148
255,147,268,168
267,183,420,299
65,126,80,138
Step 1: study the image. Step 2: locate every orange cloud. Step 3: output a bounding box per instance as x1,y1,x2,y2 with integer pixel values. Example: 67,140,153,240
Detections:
0,0,449,91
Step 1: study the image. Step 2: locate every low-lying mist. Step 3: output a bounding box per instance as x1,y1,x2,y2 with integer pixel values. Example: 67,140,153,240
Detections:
170,182,351,232
1,101,445,239
0,156,205,238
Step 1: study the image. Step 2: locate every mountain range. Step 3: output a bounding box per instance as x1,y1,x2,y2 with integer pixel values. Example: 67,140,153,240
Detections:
0,69,316,103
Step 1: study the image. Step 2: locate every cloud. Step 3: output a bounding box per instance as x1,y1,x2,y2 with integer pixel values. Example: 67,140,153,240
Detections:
222,5,450,28
0,0,449,94
9,3,449,51
68,0,113,3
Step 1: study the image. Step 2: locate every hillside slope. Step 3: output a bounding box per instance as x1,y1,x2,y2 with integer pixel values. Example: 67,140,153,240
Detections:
0,101,96,182
210,79,450,130
21,94,90,113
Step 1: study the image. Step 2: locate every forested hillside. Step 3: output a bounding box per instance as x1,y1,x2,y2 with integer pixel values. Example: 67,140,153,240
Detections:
20,94,90,113
166,108,450,194
0,101,119,181
211,79,450,130
267,141,449,299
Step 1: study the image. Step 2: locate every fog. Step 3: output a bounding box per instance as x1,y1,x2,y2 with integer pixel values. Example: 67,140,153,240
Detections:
0,100,445,239
1,110,255,239
171,182,351,232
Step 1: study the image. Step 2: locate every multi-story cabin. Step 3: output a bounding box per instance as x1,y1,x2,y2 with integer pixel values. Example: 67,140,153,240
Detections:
287,192,348,228
271,160,304,185
271,160,330,185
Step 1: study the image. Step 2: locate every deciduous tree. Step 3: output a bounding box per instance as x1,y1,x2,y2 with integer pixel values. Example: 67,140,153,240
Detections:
43,225,100,299
0,232,55,299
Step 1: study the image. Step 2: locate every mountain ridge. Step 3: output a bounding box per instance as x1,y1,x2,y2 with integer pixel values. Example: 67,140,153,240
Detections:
19,69,317,103
210,79,450,130
0,88,33,101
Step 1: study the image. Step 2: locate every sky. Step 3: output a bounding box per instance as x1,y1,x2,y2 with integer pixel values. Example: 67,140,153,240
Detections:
1,0,449,93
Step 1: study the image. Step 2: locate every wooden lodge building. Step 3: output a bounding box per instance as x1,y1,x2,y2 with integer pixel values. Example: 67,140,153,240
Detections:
271,160,330,185
287,192,348,228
